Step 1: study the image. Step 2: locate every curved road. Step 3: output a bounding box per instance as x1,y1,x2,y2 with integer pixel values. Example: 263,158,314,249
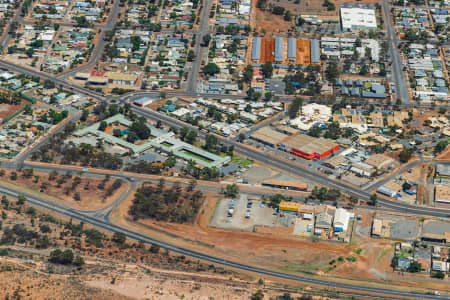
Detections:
0,183,446,299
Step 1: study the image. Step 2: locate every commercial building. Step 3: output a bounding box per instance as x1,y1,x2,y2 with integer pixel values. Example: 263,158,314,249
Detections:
288,38,296,62
274,37,284,62
436,164,450,177
251,37,261,62
106,72,138,86
310,39,320,64
435,185,450,205
133,97,154,107
333,208,351,232
279,201,300,213
262,180,308,191
279,134,339,160
377,186,397,198
340,3,377,31
250,126,288,147
365,154,395,169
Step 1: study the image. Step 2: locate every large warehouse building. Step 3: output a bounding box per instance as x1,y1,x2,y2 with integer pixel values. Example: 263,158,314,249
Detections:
251,37,262,62
340,3,377,31
279,134,339,160
275,37,284,62
250,126,289,147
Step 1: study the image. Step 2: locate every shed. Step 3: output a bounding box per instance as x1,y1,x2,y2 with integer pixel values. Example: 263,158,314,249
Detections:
333,208,350,232
310,39,320,64
275,37,284,62
251,37,261,61
288,38,296,61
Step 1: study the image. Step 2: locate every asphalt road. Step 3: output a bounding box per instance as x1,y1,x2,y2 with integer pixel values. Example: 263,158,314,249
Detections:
0,182,445,299
186,0,214,93
131,106,450,219
57,0,121,79
382,0,410,104
0,58,448,219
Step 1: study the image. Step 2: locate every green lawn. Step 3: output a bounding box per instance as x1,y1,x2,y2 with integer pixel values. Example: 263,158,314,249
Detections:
182,150,213,163
231,155,243,163
240,159,254,167
161,142,173,147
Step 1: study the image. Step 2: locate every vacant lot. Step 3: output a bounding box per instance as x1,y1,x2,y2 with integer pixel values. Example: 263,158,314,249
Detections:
0,101,30,121
296,39,311,65
0,169,126,211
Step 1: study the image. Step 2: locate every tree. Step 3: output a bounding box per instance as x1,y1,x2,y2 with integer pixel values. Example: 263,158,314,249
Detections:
287,98,303,119
349,196,358,205
185,130,197,144
49,249,74,264
73,255,85,266
284,10,292,21
370,194,377,205
224,184,239,198
408,261,421,273
180,127,189,140
112,232,126,245
187,49,195,61
113,128,122,137
80,109,89,121
272,6,284,15
75,16,89,27
17,195,26,205
203,63,220,76
359,65,369,75
243,65,253,83
202,34,211,46
126,131,137,143
431,270,445,279
251,290,264,300
262,62,273,78
131,120,151,139
205,134,218,151
238,133,246,142
149,244,160,253
434,140,448,154
325,62,339,84
399,148,413,163
98,121,107,131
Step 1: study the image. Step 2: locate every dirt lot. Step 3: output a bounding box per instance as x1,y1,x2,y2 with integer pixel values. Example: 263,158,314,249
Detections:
0,101,30,120
0,201,346,300
0,169,127,211
253,9,293,35
260,36,274,63
108,185,450,292
296,39,310,65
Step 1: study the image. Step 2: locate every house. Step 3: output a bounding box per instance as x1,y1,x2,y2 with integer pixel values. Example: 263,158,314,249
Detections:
397,257,411,271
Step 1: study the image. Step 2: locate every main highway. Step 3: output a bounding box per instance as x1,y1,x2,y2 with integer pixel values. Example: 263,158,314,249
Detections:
0,57,449,219
0,181,446,299
0,55,447,218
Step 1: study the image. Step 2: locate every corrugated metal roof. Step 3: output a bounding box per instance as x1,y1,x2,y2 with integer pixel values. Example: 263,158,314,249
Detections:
288,38,296,59
275,37,284,62
310,39,320,63
251,37,261,61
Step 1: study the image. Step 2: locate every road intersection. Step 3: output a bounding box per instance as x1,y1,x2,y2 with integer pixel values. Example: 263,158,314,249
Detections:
0,2,447,297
